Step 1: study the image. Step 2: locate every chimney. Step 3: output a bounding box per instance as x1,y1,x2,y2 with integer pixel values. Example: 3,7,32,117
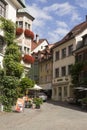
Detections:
36,34,39,43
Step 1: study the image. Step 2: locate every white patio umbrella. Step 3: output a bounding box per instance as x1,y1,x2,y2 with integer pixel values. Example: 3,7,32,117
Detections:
29,84,42,97
33,84,42,90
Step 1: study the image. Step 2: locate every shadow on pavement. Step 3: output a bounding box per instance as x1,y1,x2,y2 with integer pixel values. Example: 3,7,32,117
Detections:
47,99,87,113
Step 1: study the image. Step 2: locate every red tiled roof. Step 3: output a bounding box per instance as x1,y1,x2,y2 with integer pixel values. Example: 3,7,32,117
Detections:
53,21,87,49
31,39,49,51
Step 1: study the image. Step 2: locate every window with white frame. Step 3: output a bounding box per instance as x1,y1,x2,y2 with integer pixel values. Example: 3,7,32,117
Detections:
62,48,66,58
68,44,73,56
25,22,30,29
16,21,23,28
0,0,7,17
61,66,66,76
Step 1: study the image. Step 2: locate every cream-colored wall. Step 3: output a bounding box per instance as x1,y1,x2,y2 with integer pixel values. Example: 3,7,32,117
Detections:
16,15,33,30
53,38,75,79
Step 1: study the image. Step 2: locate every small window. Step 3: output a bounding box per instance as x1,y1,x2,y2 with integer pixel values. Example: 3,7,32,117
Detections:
25,22,27,29
55,51,59,61
68,45,73,56
62,48,66,58
77,54,83,62
68,64,72,75
61,66,66,76
55,68,59,78
0,0,7,17
19,21,23,28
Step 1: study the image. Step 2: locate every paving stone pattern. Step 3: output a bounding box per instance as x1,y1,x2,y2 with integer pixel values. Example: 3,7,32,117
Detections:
0,101,87,130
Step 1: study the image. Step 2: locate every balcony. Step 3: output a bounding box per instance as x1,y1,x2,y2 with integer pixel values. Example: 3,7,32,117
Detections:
52,75,71,84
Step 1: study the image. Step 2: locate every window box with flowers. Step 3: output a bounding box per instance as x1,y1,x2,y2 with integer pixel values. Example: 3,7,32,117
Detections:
24,29,34,40
16,28,23,36
23,54,35,64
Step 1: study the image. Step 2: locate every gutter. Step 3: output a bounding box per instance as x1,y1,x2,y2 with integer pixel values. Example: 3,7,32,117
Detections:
17,0,26,7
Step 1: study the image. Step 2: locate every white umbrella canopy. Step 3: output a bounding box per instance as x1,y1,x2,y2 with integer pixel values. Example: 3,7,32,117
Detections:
29,84,42,97
29,84,42,90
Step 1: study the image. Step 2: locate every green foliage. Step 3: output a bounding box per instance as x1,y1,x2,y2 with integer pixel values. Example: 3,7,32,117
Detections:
0,76,19,111
0,69,5,80
81,98,87,104
4,60,23,78
70,62,83,86
19,77,35,94
5,43,21,62
0,17,24,112
33,97,43,106
0,17,15,45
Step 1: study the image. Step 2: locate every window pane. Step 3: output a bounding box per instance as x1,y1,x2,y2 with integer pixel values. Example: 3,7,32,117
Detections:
62,48,66,58
19,21,23,28
61,66,66,76
55,51,59,61
68,45,73,55
55,68,59,78
0,1,6,17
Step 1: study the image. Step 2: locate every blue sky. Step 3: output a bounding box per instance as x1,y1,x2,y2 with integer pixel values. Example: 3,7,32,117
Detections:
25,0,87,43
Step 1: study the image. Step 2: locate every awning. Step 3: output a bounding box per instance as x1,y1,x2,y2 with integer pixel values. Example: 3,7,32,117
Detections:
74,87,84,90
74,87,87,91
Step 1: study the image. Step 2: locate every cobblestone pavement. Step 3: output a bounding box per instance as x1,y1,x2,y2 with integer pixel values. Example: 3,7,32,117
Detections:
0,100,87,130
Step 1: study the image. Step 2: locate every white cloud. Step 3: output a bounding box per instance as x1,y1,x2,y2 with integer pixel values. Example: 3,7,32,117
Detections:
37,0,47,3
25,1,82,43
48,27,69,43
56,21,68,28
27,4,52,20
75,0,87,8
44,2,81,22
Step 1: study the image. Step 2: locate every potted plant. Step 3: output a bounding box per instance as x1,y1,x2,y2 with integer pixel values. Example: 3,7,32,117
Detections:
16,28,23,36
81,97,87,110
23,54,35,64
33,97,43,109
24,29,34,40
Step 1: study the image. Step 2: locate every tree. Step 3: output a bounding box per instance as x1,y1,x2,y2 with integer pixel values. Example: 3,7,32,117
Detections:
70,62,83,87
19,77,35,95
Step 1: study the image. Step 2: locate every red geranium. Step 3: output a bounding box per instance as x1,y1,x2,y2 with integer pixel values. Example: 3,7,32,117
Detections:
16,28,23,35
23,54,35,64
24,29,34,40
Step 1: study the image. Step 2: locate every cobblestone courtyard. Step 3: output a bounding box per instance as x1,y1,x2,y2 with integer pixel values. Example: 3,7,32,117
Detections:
0,101,87,130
